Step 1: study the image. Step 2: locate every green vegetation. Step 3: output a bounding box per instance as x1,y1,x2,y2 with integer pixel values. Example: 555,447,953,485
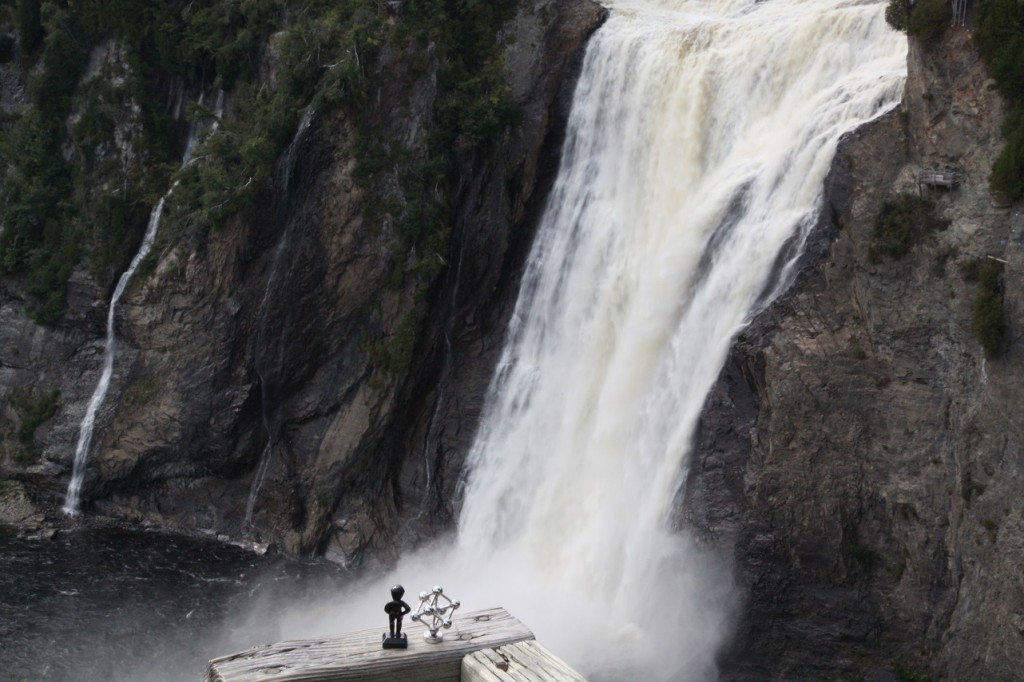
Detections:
167,0,386,236
354,0,518,288
364,303,431,378
885,0,911,31
15,0,43,54
988,119,1024,201
123,376,158,407
957,256,985,282
908,0,951,42
885,0,949,42
347,0,519,377
0,0,349,320
974,0,1024,112
971,260,1005,357
870,192,948,261
973,0,1024,201
0,1,157,323
8,388,59,462
0,0,520,336
170,0,520,275
886,0,1024,217
892,661,930,682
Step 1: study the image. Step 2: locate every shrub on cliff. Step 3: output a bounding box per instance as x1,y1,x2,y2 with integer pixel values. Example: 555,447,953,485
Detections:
885,0,949,41
974,0,1024,200
0,0,521,327
870,192,948,261
907,0,951,41
0,0,290,321
8,388,59,462
885,0,911,31
972,260,1006,357
990,124,1024,201
0,3,94,323
974,0,1024,95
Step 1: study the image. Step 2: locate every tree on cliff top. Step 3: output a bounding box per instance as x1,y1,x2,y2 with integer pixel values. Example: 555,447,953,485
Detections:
885,0,950,41
974,0,1024,200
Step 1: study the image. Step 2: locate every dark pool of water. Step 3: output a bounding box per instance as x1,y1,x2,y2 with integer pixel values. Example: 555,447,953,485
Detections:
0,524,350,681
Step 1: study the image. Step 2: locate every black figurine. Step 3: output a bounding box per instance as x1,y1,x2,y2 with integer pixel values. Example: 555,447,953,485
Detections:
382,584,411,649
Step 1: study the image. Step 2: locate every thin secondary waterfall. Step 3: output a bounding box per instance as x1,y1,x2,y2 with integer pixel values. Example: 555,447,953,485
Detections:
63,96,223,515
62,195,169,515
269,0,906,678
244,107,315,527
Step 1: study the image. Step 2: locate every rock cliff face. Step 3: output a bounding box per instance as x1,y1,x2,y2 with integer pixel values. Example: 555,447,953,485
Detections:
688,27,1024,680
0,0,606,562
3,5,1021,680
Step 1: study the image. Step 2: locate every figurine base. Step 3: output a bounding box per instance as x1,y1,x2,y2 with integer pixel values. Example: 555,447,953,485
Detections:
423,631,444,644
382,634,408,649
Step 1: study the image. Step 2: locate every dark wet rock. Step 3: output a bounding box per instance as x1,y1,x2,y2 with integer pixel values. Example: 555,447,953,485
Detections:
0,0,607,567
687,29,1024,681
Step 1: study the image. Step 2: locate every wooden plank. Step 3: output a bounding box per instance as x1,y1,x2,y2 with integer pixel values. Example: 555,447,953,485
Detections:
206,607,533,682
461,640,588,682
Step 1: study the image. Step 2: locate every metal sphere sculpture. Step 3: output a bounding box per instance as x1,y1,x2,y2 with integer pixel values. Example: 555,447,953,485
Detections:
410,585,461,644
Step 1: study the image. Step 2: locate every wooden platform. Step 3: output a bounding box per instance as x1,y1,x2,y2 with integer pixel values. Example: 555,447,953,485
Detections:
917,168,961,190
205,607,534,682
462,641,587,681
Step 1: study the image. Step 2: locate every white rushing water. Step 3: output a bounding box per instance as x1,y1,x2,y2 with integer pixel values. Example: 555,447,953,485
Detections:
63,194,169,515
242,0,906,678
64,96,223,515
454,0,905,676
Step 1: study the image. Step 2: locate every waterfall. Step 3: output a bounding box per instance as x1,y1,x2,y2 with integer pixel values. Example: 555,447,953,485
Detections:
63,195,168,515
244,107,315,527
258,0,906,677
63,96,223,515
453,0,905,676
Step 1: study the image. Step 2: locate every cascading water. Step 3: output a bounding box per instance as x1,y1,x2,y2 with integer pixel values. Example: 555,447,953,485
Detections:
453,0,903,673
63,95,223,515
244,108,315,527
452,0,904,676
62,195,168,515
241,1,907,679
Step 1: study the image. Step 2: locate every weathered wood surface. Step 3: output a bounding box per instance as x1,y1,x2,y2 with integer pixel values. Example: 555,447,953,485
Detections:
205,607,533,682
461,641,588,682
